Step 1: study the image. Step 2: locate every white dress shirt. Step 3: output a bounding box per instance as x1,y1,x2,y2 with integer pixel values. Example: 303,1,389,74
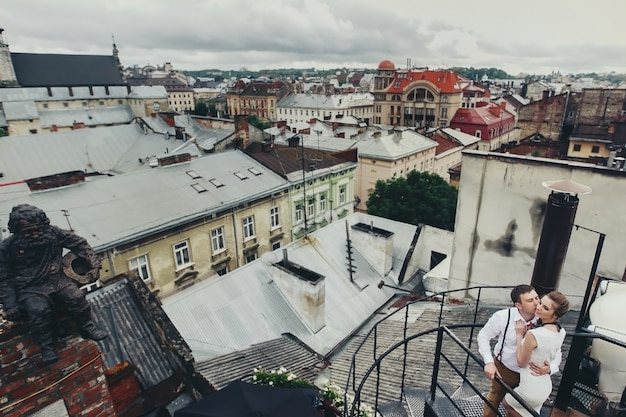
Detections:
477,307,561,374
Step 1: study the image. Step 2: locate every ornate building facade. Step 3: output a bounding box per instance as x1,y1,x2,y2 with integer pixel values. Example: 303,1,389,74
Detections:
372,60,463,129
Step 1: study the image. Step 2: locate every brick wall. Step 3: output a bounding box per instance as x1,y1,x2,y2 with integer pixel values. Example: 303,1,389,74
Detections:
0,324,116,417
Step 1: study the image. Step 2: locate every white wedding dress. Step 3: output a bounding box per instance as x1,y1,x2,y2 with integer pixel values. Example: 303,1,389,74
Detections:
504,326,566,416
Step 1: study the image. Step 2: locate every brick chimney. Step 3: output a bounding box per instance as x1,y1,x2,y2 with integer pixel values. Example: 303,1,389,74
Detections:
0,325,116,417
350,222,394,277
26,171,85,191
272,250,325,333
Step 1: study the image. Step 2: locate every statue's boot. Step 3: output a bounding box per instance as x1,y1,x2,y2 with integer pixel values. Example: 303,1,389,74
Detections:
40,344,59,365
77,318,108,341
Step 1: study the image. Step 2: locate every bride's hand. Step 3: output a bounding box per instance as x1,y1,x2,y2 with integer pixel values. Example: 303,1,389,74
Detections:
514,319,527,337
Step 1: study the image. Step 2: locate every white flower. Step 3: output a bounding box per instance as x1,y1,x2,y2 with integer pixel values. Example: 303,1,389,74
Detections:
287,373,296,381
252,375,257,380
269,381,274,386
278,366,288,374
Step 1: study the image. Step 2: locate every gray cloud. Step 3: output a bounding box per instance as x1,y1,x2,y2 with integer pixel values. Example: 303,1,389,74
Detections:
3,0,625,74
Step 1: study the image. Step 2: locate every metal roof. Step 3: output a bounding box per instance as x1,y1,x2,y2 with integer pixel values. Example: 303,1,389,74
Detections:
193,336,325,390
162,212,419,362
11,53,124,87
277,93,374,110
38,106,135,128
88,280,180,389
441,128,481,147
0,124,203,183
0,86,132,102
0,150,289,251
3,100,38,120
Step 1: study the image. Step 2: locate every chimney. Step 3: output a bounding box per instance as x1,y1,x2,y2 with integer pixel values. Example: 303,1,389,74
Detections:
350,222,394,277
542,90,549,101
89,86,94,96
26,171,86,191
68,86,74,97
530,180,591,295
157,153,193,167
272,250,325,333
47,86,52,97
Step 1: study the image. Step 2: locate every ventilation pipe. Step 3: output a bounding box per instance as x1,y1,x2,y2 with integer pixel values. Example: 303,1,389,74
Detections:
530,179,591,295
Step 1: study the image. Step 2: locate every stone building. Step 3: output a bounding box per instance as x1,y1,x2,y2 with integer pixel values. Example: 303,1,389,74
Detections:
372,60,463,129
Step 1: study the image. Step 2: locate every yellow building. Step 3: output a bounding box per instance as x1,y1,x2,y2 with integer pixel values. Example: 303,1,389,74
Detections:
0,151,291,298
567,137,612,159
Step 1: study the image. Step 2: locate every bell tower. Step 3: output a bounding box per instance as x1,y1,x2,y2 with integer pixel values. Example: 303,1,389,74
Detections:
0,28,18,86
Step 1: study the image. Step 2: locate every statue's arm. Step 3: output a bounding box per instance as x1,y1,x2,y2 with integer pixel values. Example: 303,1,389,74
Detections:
55,227,101,278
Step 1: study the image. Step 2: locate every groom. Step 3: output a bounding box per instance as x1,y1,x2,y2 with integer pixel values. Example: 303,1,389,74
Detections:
477,284,562,417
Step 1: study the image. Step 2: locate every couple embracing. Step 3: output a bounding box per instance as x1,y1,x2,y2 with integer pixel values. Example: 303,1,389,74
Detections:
478,284,570,417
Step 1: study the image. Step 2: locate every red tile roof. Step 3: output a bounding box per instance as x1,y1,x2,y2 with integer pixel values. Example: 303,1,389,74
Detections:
430,132,463,155
385,70,463,94
451,104,514,127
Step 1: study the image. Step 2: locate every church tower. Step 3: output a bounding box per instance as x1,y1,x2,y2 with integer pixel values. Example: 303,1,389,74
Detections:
0,28,18,86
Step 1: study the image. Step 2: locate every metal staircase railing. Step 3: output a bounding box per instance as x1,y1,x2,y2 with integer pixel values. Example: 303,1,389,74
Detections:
343,281,626,417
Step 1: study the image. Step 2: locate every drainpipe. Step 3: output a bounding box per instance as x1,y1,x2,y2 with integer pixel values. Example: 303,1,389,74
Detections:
231,208,240,268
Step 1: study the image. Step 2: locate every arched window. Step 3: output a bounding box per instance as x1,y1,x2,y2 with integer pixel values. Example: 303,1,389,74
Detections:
407,88,435,102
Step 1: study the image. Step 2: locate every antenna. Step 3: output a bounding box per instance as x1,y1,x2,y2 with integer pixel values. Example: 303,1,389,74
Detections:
61,209,74,232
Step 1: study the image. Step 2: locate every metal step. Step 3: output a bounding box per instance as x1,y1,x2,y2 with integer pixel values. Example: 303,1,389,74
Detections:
404,387,427,417
377,400,409,417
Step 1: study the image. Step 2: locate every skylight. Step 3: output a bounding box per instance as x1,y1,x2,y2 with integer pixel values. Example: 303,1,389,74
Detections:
186,170,202,179
191,183,207,193
209,179,224,188
248,168,262,176
234,172,248,180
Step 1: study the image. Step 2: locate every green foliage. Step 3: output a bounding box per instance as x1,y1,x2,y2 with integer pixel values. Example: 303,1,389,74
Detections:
366,171,458,231
193,99,208,116
247,115,271,130
251,367,315,390
251,368,372,417
448,66,511,80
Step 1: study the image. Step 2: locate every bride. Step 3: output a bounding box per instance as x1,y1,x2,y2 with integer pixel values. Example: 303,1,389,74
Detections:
503,291,569,417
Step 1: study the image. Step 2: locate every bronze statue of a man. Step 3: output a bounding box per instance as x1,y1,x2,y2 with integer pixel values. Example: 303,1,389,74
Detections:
0,204,107,364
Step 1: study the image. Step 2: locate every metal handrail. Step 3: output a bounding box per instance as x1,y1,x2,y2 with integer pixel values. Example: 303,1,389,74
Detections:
343,285,515,412
346,323,541,417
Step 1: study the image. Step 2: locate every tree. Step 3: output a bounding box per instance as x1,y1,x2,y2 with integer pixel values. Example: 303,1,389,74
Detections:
193,99,208,116
366,171,458,231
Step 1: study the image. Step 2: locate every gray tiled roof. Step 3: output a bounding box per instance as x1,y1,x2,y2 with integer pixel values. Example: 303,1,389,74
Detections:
0,124,202,183
0,150,289,251
38,106,135,128
11,53,124,87
194,336,326,390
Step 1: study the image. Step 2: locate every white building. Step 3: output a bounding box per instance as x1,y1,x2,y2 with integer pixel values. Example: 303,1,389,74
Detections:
277,93,374,125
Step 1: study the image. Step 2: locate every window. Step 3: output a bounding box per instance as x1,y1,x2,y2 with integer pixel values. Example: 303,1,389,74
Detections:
245,253,257,263
243,215,255,239
320,194,327,212
270,206,280,229
210,226,226,252
215,266,228,276
339,186,346,204
307,199,315,217
129,255,152,282
573,144,582,152
272,241,281,250
173,240,191,268
441,108,448,118
295,205,303,223
475,130,482,138
591,145,600,153
442,96,449,103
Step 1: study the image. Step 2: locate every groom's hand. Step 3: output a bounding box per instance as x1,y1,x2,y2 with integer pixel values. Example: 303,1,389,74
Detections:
484,362,500,380
528,360,550,376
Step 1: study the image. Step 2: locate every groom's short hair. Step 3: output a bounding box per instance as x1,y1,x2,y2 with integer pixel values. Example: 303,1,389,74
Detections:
510,284,535,304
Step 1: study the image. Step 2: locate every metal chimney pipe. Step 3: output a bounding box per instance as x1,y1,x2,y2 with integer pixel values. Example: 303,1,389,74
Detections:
530,180,591,296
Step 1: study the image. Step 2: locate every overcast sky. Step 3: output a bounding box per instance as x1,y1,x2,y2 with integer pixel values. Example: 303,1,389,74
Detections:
3,0,625,76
